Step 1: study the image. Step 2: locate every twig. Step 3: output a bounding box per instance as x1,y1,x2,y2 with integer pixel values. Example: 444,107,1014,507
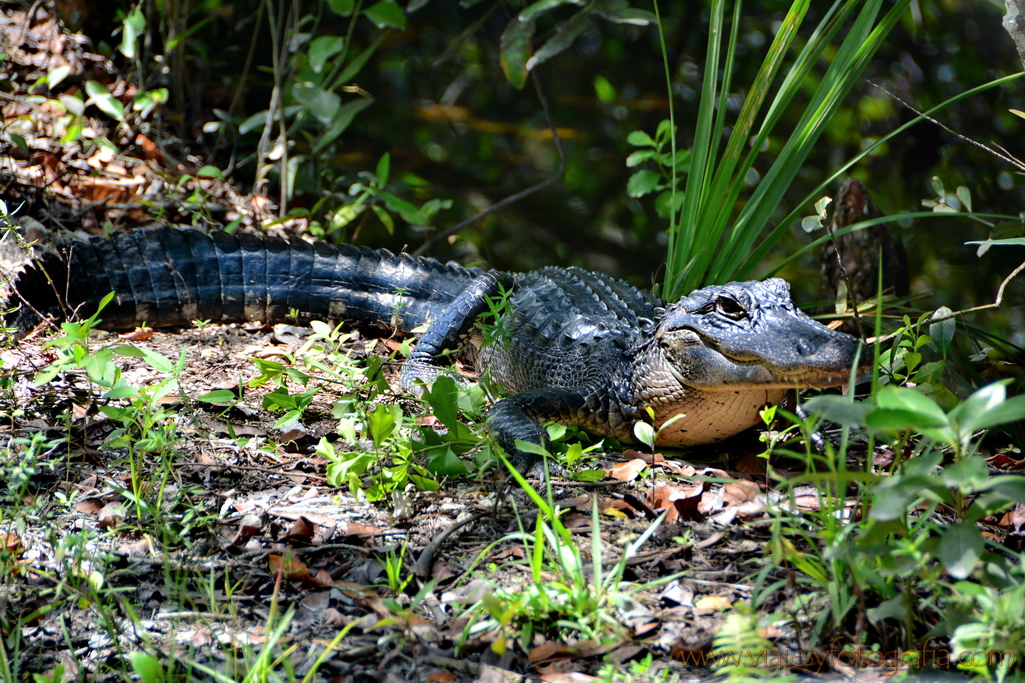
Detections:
412,511,489,579
873,258,1025,345
870,80,1025,172
412,71,566,257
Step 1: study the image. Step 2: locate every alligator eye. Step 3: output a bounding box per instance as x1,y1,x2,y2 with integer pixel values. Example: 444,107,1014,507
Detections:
715,295,746,319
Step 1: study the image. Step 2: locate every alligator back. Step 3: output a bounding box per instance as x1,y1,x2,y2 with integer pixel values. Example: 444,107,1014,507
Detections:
7,227,483,332
479,266,662,392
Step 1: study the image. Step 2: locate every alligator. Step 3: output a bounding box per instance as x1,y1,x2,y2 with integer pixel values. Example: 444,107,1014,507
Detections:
4,227,866,473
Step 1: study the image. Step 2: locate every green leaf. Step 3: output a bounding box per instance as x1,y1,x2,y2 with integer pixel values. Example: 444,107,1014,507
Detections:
371,205,394,234
938,522,984,580
61,116,83,144
335,32,388,86
85,81,125,121
47,65,71,90
292,82,342,124
866,595,905,623
129,652,164,683
423,375,460,432
308,36,344,73
977,476,1025,505
378,191,421,217
119,6,146,60
197,165,223,179
327,0,355,15
592,0,655,25
376,152,390,187
500,16,536,89
313,98,374,152
802,395,872,427
654,190,681,220
113,345,175,373
870,475,941,522
934,455,989,491
948,381,1008,443
865,408,947,432
239,110,269,135
627,170,661,198
426,447,468,477
196,389,238,404
526,7,589,72
513,439,550,457
969,393,1025,432
928,307,955,359
369,403,402,445
105,386,140,399
966,237,1025,248
518,0,580,22
593,75,616,104
956,185,972,212
625,150,655,167
633,421,656,449
626,130,656,147
364,1,406,29
873,386,948,427
801,215,823,233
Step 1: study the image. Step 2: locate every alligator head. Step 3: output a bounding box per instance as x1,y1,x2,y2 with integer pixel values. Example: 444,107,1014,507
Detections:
655,277,866,389
631,278,867,446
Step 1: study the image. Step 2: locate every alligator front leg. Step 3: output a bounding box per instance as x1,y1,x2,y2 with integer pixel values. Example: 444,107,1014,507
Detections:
488,387,621,475
400,271,515,389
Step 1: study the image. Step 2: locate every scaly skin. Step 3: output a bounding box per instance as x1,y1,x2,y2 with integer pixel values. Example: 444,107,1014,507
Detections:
6,227,866,473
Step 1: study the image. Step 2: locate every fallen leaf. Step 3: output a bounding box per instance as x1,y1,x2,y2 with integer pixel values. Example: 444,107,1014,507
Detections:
118,327,153,341
694,595,732,612
607,458,648,481
97,502,125,529
268,553,310,581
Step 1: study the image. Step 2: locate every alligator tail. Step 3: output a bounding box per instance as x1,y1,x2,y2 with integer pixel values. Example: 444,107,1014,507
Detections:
7,227,482,332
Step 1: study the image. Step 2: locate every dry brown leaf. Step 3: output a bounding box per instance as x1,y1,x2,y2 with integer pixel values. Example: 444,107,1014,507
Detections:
191,629,214,647
230,514,263,546
694,595,732,612
310,570,336,589
722,481,761,506
344,521,382,538
1,534,23,555
557,494,591,510
268,553,310,581
97,502,125,529
118,327,153,341
529,640,575,664
425,673,459,683
135,133,163,164
281,516,316,543
988,453,1025,471
607,458,648,481
322,607,345,626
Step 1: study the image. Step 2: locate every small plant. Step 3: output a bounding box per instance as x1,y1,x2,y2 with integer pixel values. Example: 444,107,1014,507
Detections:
943,570,1025,681
33,295,193,519
458,469,676,655
475,283,515,349
764,378,1025,662
710,604,796,682
381,538,414,594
